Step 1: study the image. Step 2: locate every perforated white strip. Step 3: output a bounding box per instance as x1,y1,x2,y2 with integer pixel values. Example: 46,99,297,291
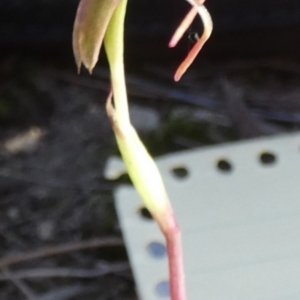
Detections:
106,133,300,300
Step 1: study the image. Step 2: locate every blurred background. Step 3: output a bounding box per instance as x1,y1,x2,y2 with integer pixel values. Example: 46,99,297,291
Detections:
1,0,300,299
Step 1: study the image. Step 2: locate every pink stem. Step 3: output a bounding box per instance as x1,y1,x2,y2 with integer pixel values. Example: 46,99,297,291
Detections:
160,213,186,300
167,229,186,300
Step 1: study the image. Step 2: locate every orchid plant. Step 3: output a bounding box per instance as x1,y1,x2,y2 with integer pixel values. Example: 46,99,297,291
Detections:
73,0,212,299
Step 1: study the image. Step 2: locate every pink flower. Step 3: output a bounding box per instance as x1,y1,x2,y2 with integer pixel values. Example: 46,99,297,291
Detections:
169,0,213,81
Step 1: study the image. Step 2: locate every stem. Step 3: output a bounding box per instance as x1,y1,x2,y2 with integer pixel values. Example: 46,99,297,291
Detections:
104,0,130,127
104,1,186,299
164,215,186,300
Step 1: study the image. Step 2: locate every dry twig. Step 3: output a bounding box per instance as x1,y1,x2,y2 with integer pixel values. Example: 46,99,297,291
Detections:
0,263,130,280
1,267,37,300
0,237,123,268
34,285,88,300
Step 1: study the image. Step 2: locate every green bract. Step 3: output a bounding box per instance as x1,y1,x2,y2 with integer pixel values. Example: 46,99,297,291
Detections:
73,0,120,73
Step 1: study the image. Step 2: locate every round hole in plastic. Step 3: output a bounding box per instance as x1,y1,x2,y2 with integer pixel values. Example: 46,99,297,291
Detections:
259,151,276,165
138,207,153,220
156,280,170,297
216,159,233,173
147,242,167,258
171,166,189,179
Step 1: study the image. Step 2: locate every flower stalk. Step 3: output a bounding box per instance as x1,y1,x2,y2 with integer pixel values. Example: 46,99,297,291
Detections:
103,5,186,298
104,0,130,127
73,0,213,299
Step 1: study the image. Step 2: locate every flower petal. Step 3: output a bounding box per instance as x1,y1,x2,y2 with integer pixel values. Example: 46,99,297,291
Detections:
73,0,120,73
173,4,212,81
169,7,198,48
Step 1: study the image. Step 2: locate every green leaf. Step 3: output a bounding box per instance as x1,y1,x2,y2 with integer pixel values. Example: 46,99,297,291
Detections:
73,0,120,73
